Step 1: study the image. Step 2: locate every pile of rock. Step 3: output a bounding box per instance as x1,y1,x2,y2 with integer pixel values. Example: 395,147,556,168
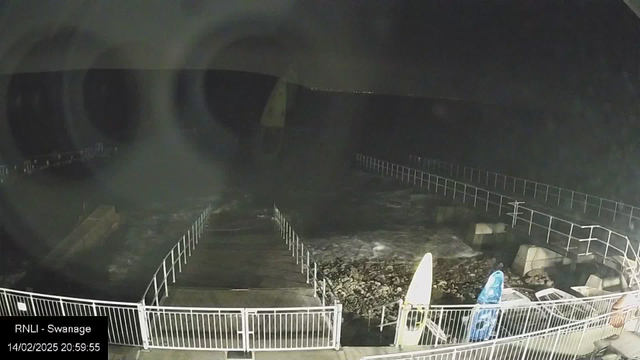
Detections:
319,256,527,320
321,259,414,317
523,269,554,287
432,257,525,303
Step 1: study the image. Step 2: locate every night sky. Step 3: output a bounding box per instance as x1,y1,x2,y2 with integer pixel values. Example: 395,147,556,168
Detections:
0,1,638,197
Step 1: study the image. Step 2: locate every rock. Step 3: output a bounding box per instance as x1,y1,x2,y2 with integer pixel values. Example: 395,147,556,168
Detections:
525,269,546,278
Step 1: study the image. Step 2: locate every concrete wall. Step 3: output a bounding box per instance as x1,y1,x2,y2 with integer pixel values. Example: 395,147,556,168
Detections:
42,205,121,270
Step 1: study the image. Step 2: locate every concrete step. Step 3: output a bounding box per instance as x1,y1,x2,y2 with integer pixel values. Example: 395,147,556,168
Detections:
161,287,321,307
177,273,308,289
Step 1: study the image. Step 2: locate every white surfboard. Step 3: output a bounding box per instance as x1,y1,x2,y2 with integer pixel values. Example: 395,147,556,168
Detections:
405,253,433,305
399,253,439,346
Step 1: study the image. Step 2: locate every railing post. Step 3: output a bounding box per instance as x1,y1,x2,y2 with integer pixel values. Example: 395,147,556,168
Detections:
570,191,575,209
529,211,534,235
534,183,537,198
598,198,602,217
462,184,467,203
572,321,589,360
523,180,527,196
487,343,497,360
306,251,310,284
567,224,574,251
499,195,503,216
322,279,326,306
59,298,65,316
520,336,532,360
613,203,618,222
177,242,183,272
494,308,504,339
334,302,343,350
162,260,169,298
444,179,448,197
474,187,478,207
393,301,404,347
584,195,588,213
29,294,37,315
137,301,150,350
434,307,444,347
313,263,318,296
603,231,612,261
485,191,490,211
545,184,549,202
547,216,553,243
522,306,532,334
548,329,562,360
171,250,176,283
301,243,305,273
187,232,192,257
153,276,159,306
2,290,12,316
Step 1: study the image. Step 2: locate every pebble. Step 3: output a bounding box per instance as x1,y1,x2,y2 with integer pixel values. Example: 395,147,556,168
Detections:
319,256,530,319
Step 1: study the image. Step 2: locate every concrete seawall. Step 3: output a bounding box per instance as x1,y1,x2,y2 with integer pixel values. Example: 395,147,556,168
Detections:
42,205,122,271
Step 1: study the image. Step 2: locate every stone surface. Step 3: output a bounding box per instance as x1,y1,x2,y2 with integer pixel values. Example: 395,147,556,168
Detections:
42,205,121,270
512,244,573,276
319,256,527,320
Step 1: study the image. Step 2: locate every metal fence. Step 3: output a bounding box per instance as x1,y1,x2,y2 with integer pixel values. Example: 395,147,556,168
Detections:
142,205,213,306
0,142,116,184
409,156,640,234
143,304,342,352
356,154,640,290
0,287,144,347
273,205,342,307
380,290,640,348
361,305,640,360
0,203,344,353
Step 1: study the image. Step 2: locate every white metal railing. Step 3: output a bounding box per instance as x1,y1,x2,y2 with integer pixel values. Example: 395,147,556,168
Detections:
409,156,640,233
356,154,640,291
0,142,116,183
379,290,640,348
0,202,344,353
0,287,145,347
273,205,342,308
361,305,640,360
143,304,342,352
144,305,246,350
246,306,341,351
142,205,213,306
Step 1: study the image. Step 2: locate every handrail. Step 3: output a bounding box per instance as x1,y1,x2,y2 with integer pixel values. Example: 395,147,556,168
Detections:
357,154,640,291
273,205,341,307
431,289,640,309
410,156,640,231
0,142,116,183
141,205,213,306
1,286,139,307
361,304,640,360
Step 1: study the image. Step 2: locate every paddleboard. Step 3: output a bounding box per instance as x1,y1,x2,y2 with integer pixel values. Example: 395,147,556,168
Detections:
399,253,434,346
405,253,433,305
468,270,504,342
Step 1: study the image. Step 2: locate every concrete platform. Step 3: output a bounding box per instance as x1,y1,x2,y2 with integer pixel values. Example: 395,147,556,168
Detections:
127,345,432,360
162,287,322,307
174,231,308,289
